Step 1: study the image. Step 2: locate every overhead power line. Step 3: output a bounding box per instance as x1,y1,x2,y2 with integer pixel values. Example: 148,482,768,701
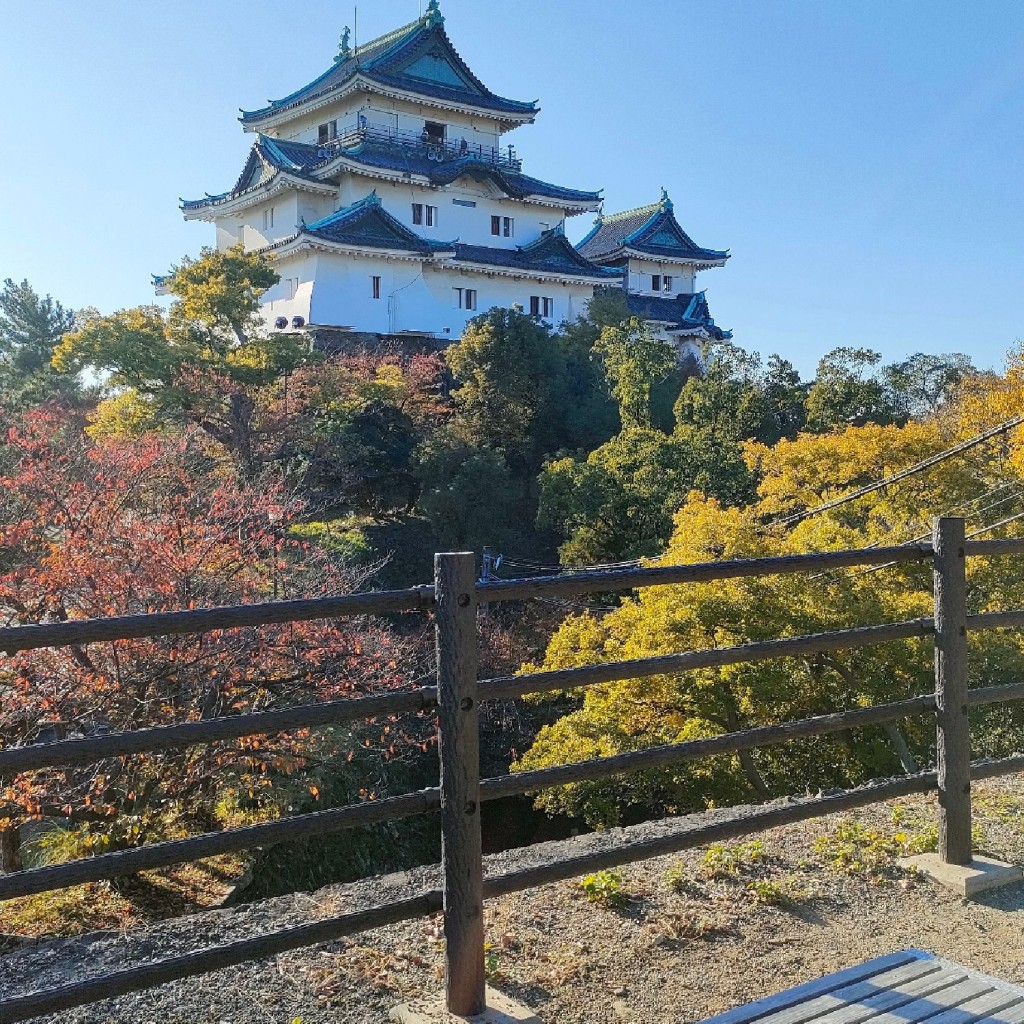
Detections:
776,414,1024,528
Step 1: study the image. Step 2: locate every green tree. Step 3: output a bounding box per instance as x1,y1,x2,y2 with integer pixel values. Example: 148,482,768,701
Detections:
592,317,677,429
556,291,625,449
537,426,756,565
882,352,974,421
414,425,528,552
804,346,900,432
444,307,566,475
53,246,311,472
674,341,805,445
0,278,79,408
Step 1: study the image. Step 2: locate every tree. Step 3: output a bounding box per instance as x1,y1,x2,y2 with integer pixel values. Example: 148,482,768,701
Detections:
674,341,806,445
0,278,79,408
0,411,427,864
556,291,624,450
517,370,1024,827
260,352,448,516
414,425,529,552
592,317,677,429
804,347,900,432
53,246,312,472
537,426,756,565
444,307,566,476
882,352,975,421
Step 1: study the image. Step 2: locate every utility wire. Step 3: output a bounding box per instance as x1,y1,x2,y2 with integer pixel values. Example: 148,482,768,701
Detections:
774,414,1024,528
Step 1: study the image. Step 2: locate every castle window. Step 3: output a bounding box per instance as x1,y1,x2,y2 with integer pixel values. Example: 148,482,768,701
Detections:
663,275,673,292
423,120,445,144
317,120,338,144
454,287,477,310
529,296,553,318
412,203,438,226
651,274,661,292
492,216,514,237
285,278,298,301
452,198,477,208
263,207,275,231
371,276,382,299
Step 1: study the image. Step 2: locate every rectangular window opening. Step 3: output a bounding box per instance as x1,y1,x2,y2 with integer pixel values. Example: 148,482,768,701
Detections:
423,120,445,144
491,215,501,236
503,216,514,237
426,205,437,228
663,275,673,292
453,198,477,208
371,276,382,300
651,274,661,292
412,203,423,225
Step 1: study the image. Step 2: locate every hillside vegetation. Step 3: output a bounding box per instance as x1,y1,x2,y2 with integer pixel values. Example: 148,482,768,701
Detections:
2,249,1022,927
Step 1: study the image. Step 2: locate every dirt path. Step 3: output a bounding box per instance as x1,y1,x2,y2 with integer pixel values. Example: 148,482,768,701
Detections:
2,776,1023,1023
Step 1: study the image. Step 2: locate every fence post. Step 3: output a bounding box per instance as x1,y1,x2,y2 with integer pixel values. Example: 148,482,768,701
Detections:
434,552,486,1017
933,516,972,865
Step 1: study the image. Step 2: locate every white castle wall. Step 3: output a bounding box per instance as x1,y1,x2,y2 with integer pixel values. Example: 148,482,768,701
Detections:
258,250,593,337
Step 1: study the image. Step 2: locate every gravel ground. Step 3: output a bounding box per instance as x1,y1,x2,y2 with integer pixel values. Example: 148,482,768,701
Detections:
2,775,1024,1024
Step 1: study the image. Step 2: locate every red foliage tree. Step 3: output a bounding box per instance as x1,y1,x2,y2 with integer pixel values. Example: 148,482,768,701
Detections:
0,410,431,866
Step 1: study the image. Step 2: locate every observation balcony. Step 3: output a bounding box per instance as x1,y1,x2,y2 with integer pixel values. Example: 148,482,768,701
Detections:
318,122,523,171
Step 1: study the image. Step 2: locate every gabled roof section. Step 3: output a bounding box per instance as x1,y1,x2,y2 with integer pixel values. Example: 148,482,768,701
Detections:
182,136,330,213
240,1,537,130
577,190,729,265
452,227,622,280
624,290,731,340
291,191,455,255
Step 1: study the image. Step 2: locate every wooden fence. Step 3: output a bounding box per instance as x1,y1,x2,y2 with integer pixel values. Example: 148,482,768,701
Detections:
1,517,1024,1021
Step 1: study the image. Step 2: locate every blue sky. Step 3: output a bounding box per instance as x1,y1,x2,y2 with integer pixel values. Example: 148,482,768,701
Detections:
1,0,1021,376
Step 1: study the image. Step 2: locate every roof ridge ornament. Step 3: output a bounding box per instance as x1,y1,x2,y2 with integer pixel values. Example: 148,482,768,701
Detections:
425,0,444,27
336,26,351,62
660,186,673,212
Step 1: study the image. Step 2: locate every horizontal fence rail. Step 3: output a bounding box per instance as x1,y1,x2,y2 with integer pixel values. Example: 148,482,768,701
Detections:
0,586,435,654
0,682,437,775
481,618,936,701
0,788,441,902
476,544,934,603
3,520,1024,1020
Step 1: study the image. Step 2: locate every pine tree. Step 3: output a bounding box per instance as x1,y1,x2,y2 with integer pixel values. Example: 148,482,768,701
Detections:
0,277,78,407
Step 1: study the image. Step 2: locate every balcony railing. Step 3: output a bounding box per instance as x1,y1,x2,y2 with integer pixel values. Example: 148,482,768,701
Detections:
317,122,522,171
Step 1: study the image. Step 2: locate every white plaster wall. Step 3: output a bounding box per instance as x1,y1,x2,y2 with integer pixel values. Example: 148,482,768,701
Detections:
328,177,566,248
293,250,593,336
222,194,302,251
259,251,317,326
625,258,697,295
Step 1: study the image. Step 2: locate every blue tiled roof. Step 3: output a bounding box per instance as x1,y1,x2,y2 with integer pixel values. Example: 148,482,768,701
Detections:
578,193,728,264
296,192,455,254
452,230,621,279
335,141,599,203
183,135,599,213
240,7,536,127
624,291,730,340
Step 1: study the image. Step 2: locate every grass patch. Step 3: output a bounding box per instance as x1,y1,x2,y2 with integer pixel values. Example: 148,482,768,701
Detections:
0,855,247,939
